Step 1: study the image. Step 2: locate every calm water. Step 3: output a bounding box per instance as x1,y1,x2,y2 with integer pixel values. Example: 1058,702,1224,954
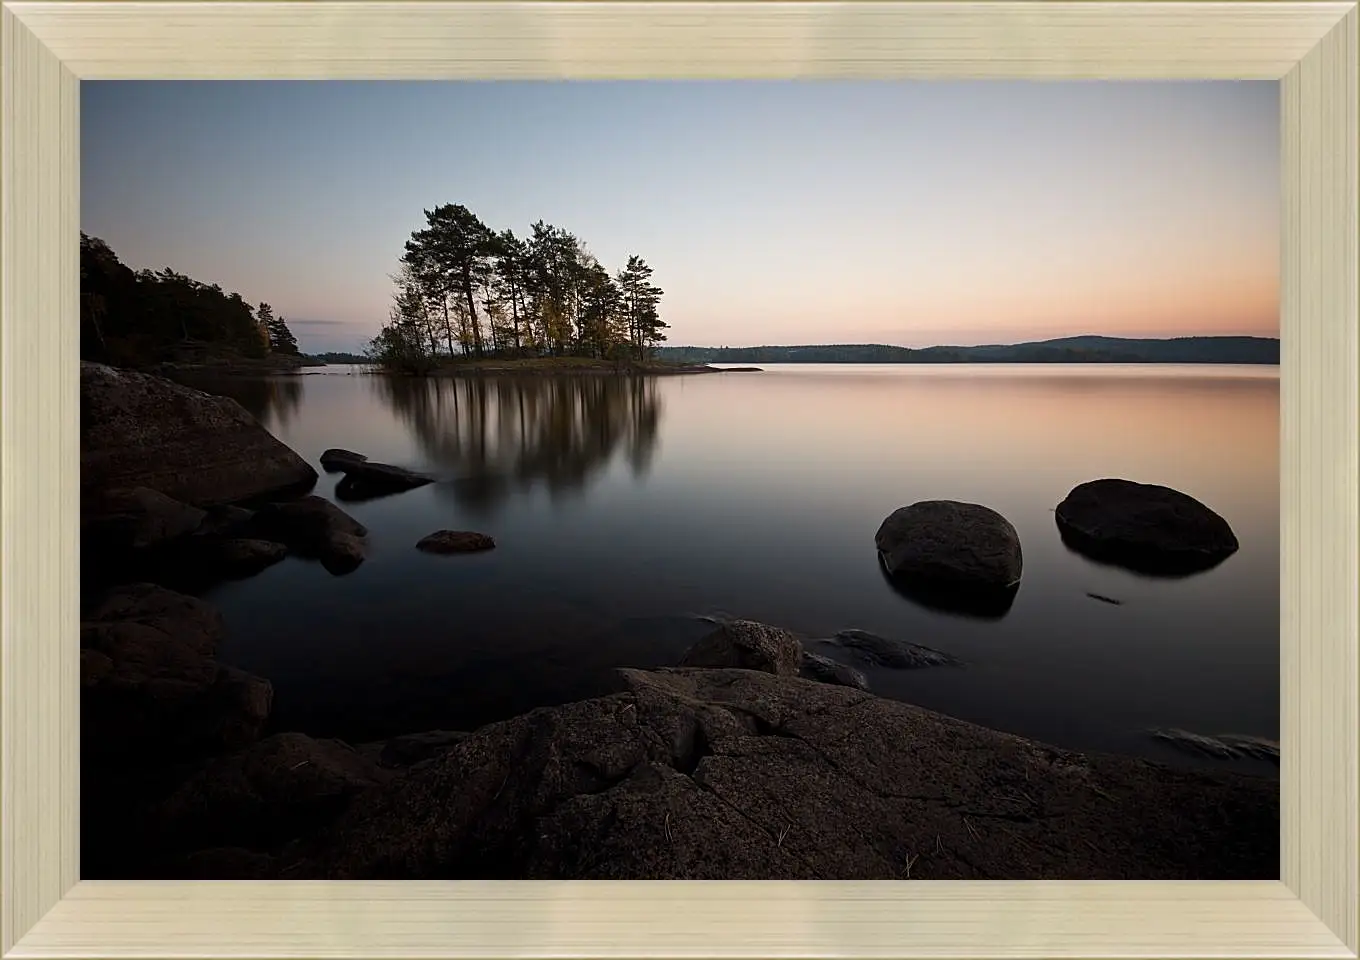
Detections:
186,363,1280,775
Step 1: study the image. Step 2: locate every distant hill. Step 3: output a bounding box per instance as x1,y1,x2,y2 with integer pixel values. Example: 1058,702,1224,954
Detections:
656,336,1279,365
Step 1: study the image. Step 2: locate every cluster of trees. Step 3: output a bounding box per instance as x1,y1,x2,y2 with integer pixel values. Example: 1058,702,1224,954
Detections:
80,233,301,368
370,204,667,373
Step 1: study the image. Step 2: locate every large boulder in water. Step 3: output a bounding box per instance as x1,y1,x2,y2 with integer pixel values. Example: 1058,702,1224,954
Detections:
81,363,317,509
1055,479,1239,575
251,496,367,575
874,501,1022,616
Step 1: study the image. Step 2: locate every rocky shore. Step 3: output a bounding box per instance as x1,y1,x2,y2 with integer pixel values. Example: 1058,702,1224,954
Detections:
79,361,1278,881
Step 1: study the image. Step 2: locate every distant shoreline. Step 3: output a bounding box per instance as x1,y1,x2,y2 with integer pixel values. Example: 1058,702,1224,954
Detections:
657,335,1281,366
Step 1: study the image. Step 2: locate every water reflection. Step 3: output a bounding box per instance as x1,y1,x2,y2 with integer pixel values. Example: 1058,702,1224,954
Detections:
171,373,303,428
371,375,663,515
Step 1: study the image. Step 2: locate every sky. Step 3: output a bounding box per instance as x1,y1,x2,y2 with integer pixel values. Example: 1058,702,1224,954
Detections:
81,81,1279,355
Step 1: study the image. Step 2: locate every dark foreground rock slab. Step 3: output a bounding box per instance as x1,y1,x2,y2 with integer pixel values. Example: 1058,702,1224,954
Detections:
875,501,1023,616
159,732,393,853
1055,479,1239,575
416,531,496,554
81,362,317,509
292,668,1277,880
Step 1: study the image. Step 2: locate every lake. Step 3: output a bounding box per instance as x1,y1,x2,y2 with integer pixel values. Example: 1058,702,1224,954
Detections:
183,363,1280,777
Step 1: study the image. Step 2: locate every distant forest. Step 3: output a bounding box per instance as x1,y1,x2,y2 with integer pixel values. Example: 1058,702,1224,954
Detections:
657,336,1281,365
80,233,302,369
369,203,668,373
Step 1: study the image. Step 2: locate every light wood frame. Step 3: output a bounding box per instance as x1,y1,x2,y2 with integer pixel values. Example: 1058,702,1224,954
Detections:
2,2,1356,957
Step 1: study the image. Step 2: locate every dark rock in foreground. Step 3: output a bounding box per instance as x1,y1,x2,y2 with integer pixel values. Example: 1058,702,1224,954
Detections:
252,495,368,575
1055,478,1239,576
290,668,1278,880
416,530,496,554
678,619,803,677
799,652,870,690
82,486,208,554
158,732,393,853
875,501,1023,617
818,629,963,669
81,584,273,762
373,730,472,769
81,362,317,509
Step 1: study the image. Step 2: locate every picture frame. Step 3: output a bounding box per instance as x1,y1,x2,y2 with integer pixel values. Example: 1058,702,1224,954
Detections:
2,2,1355,957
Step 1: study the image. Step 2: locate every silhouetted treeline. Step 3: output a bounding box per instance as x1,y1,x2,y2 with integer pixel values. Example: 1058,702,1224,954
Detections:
658,336,1281,365
370,204,668,373
81,233,302,369
311,352,371,364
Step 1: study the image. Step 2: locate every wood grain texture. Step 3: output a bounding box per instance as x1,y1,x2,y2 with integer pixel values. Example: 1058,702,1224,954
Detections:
0,1,1356,958
0,6,79,956
2,1,1355,79
1281,6,1360,953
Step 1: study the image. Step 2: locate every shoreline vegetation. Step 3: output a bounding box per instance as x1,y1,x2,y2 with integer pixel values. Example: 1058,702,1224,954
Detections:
79,359,1279,881
81,231,1277,380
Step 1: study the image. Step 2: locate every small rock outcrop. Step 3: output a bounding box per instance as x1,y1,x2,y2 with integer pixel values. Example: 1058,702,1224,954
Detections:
335,462,435,502
252,496,368,575
1055,479,1240,575
289,668,1278,881
799,652,870,690
677,619,803,677
1150,728,1279,764
319,448,369,472
415,530,496,554
874,501,1022,616
80,362,317,509
817,629,963,669
319,447,434,501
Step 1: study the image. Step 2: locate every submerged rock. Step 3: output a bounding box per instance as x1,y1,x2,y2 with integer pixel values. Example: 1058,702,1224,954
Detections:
335,461,435,502
818,629,963,669
677,619,803,677
799,651,870,690
290,668,1278,880
1055,479,1239,576
416,530,496,554
81,362,317,508
875,501,1022,617
1150,728,1279,764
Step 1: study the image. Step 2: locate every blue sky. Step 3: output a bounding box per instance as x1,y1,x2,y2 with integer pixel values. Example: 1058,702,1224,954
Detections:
82,80,1279,354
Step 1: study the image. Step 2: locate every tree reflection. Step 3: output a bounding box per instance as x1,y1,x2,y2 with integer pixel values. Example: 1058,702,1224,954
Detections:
166,373,304,429
371,375,663,514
